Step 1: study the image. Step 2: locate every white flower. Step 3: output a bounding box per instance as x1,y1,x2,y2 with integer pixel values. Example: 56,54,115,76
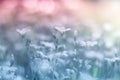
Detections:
105,57,120,62
36,51,47,58
85,51,104,60
41,41,55,49
16,28,31,35
30,44,41,49
54,26,71,33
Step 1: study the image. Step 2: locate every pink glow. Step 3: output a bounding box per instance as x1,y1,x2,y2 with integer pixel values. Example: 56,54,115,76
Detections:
23,0,56,14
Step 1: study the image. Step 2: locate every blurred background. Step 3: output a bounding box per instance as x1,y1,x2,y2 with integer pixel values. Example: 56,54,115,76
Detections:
0,0,120,25
0,0,120,80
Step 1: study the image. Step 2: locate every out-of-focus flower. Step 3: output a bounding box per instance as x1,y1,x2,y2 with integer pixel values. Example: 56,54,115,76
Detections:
16,27,31,35
41,41,55,49
103,23,113,32
105,57,120,62
30,44,41,49
85,51,104,60
54,26,71,33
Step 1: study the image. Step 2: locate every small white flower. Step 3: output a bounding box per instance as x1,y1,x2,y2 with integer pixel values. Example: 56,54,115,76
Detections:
41,41,55,49
54,26,71,33
36,51,47,58
30,44,41,49
105,57,120,62
85,51,104,60
16,28,31,35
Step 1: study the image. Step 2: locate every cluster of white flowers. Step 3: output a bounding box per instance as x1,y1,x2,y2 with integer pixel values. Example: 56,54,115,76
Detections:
0,22,120,80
